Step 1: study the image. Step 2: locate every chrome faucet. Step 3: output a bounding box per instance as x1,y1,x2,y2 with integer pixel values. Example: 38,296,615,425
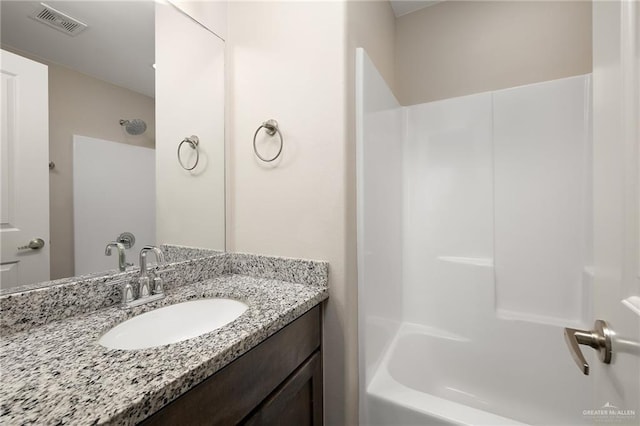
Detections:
119,246,169,308
139,246,166,297
105,242,132,272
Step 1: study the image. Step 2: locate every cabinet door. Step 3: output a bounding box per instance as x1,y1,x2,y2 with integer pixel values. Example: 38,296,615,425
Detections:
243,351,322,426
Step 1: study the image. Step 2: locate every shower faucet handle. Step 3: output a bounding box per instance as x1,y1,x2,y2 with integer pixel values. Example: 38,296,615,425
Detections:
563,319,612,375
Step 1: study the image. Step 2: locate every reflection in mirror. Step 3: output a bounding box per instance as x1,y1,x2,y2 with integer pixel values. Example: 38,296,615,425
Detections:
155,2,226,253
0,1,156,290
1,1,226,294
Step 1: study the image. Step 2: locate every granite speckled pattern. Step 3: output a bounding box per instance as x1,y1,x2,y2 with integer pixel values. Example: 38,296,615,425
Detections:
160,244,223,263
0,268,131,296
0,260,225,337
229,252,328,287
0,246,327,336
0,271,136,336
0,275,328,425
159,253,227,293
0,245,222,298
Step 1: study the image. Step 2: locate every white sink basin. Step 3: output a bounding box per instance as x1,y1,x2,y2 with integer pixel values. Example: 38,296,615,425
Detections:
98,298,248,350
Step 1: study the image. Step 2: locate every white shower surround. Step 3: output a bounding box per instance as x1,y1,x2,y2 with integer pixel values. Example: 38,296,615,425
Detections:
73,135,156,275
356,48,593,425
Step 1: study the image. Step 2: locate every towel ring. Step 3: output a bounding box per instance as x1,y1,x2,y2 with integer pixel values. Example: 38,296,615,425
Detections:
177,135,199,170
253,119,283,162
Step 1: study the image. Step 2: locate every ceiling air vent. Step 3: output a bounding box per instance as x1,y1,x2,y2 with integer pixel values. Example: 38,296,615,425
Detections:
30,3,88,36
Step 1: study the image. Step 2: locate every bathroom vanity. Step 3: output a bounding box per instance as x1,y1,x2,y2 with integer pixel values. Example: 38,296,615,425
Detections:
143,306,322,425
0,247,328,425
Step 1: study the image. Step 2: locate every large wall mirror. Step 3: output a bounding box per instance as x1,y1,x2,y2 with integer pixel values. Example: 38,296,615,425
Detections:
0,1,225,293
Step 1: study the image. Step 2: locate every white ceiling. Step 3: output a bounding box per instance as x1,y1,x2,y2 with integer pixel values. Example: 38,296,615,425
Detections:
390,0,442,18
0,1,155,98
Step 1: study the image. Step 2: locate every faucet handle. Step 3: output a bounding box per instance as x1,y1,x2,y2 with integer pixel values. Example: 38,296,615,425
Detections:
122,282,135,306
151,266,173,295
139,276,151,298
152,276,164,296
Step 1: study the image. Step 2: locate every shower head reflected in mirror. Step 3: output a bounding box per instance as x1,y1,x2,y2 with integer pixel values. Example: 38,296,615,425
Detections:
119,118,147,135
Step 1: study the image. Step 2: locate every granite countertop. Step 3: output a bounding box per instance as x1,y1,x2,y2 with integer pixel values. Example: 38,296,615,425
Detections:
0,262,328,425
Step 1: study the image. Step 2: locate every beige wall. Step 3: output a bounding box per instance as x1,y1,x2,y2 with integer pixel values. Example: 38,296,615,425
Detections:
395,1,592,105
227,2,396,424
48,63,155,279
347,0,397,93
226,2,351,424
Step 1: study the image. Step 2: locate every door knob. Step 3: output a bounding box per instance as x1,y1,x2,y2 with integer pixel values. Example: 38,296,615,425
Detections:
564,319,612,375
17,238,45,250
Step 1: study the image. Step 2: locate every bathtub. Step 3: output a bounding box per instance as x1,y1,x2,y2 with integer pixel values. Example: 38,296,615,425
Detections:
365,321,592,425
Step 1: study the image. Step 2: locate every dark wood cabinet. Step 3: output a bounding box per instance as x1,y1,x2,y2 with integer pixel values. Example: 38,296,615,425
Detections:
243,351,322,426
141,305,322,426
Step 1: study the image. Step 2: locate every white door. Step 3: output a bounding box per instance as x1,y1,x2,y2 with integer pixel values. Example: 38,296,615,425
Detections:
0,49,50,289
579,0,640,421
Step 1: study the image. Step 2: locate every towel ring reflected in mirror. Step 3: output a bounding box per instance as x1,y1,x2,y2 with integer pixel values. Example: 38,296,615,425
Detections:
177,135,200,170
253,119,283,162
